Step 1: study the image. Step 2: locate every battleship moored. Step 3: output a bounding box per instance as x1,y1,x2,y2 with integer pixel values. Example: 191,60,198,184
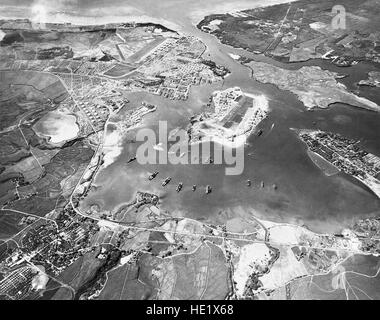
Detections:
162,177,171,187
127,156,136,163
176,182,183,192
148,171,159,180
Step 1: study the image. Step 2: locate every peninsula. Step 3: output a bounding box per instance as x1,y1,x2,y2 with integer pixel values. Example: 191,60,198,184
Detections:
244,60,380,112
296,129,380,198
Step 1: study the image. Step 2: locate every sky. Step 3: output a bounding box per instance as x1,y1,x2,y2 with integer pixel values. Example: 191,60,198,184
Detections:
0,0,297,26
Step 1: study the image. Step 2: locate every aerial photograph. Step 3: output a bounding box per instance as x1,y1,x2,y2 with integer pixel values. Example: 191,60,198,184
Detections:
0,0,379,304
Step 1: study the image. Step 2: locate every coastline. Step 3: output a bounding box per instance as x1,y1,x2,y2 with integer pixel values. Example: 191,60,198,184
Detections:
1,3,377,240
0,0,300,35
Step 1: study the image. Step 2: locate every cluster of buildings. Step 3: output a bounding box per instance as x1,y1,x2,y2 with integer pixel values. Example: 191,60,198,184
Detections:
134,36,227,100
299,130,380,198
56,74,128,131
0,266,37,299
0,205,108,299
70,60,115,76
300,131,380,180
76,99,110,131
155,67,214,100
213,87,243,122
119,101,157,132
353,218,380,239
351,218,380,254
322,50,358,67
188,88,269,144
0,32,229,104
4,211,98,277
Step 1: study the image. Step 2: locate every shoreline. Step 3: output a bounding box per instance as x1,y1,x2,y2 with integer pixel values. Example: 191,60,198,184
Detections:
2,4,377,242
0,0,300,36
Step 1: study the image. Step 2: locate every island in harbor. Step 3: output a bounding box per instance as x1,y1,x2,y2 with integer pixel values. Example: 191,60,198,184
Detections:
242,60,380,112
187,87,270,148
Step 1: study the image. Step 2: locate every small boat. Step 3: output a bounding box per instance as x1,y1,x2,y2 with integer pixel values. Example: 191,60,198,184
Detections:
148,171,159,180
246,180,251,187
261,181,264,188
192,185,196,192
127,156,136,163
162,177,171,187
257,129,263,136
205,185,212,194
176,182,183,192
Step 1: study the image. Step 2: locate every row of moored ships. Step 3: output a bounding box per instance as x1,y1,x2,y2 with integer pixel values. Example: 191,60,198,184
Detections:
148,171,211,194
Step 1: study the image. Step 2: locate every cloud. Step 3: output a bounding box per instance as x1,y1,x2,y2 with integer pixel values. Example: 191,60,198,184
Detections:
27,0,143,25
29,0,77,24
